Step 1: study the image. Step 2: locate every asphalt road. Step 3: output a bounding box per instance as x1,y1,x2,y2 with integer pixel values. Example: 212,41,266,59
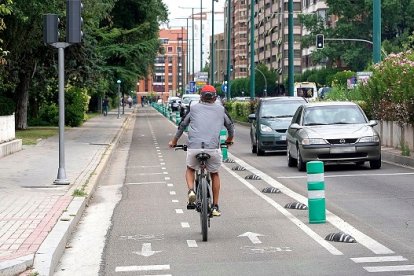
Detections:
55,107,414,275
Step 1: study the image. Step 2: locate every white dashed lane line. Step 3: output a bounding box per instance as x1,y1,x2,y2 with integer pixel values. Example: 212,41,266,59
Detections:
187,240,197,248
181,222,190,228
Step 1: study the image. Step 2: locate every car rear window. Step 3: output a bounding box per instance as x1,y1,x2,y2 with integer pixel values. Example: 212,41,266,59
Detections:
304,105,367,126
261,100,304,117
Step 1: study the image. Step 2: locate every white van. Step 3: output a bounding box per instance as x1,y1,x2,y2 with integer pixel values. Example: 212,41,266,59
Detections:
294,82,318,101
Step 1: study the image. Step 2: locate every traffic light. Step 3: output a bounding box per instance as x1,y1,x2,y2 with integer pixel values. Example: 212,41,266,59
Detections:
316,34,324,49
43,14,59,44
66,0,83,43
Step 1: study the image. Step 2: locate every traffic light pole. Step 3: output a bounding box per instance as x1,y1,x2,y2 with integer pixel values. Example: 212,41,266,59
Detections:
51,42,71,185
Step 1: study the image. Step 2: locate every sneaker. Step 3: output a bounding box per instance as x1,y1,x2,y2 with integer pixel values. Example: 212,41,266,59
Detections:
188,189,196,204
211,205,221,217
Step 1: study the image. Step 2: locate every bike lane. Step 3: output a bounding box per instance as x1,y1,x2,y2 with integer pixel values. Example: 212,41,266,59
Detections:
102,107,404,275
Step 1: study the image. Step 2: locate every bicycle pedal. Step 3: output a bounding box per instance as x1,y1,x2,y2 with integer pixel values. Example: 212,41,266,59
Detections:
187,203,196,210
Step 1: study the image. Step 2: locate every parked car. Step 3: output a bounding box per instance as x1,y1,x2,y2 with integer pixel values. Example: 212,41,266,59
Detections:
248,97,307,155
286,101,381,171
168,96,181,111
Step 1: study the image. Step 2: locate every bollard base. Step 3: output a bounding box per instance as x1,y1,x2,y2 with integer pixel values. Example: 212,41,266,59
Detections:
308,199,326,224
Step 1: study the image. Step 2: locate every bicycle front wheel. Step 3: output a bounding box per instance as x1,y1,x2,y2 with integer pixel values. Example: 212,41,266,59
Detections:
200,178,209,242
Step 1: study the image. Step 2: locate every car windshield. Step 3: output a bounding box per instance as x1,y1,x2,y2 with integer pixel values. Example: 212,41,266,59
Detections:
303,105,367,126
260,101,304,118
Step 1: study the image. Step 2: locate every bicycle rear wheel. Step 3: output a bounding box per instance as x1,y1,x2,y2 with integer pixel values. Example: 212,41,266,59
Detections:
200,178,209,241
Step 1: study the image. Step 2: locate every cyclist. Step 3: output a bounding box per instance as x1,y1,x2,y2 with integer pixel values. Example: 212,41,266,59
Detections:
169,84,234,216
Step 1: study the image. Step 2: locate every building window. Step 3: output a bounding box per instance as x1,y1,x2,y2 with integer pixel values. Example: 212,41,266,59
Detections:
177,46,182,53
168,46,173,53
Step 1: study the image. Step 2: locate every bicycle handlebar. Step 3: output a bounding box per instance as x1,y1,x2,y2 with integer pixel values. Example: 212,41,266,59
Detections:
174,141,233,151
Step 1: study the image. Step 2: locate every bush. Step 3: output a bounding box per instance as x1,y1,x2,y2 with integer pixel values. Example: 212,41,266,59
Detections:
39,103,59,126
225,99,256,123
358,50,414,124
0,96,15,116
65,86,90,127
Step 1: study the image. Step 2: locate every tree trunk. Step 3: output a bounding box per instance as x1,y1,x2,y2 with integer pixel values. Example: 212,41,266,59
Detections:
15,70,30,130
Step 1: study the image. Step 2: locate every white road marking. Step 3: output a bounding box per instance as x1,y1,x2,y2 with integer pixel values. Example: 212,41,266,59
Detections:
364,265,414,272
127,181,166,185
167,183,174,187
115,264,170,272
162,167,166,170
181,222,190,228
227,153,395,255
159,159,164,162
238,232,263,244
136,172,165,176
163,172,168,174
187,240,197,247
351,256,407,263
172,200,179,203
278,172,414,179
133,243,162,257
222,163,342,256
175,209,183,214
160,162,166,165
169,191,176,195
164,177,170,180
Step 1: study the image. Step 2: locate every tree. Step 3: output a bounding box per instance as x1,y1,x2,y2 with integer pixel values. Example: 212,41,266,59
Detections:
300,0,414,71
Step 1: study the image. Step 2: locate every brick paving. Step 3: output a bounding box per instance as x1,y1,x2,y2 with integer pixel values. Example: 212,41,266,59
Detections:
0,191,72,262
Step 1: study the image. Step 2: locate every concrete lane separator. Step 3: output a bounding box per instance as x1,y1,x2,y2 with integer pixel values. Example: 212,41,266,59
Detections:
222,164,343,256
227,152,395,255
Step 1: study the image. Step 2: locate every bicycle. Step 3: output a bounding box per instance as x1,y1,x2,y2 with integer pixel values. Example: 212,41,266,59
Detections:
174,142,232,241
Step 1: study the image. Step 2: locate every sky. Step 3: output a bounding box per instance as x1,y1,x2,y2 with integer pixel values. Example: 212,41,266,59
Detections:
161,0,225,28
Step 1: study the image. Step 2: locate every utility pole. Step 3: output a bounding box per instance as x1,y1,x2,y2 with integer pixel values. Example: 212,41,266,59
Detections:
373,0,381,63
288,0,294,96
249,0,255,99
226,0,232,100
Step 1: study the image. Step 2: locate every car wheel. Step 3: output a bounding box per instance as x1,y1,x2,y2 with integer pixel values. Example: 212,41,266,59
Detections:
296,147,306,171
369,157,381,169
256,138,265,156
251,142,257,154
287,147,296,167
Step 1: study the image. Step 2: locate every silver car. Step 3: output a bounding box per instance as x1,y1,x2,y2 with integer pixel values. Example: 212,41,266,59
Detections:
286,102,381,171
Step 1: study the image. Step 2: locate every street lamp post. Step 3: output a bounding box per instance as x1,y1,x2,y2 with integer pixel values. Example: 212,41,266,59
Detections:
288,0,294,96
210,0,219,85
200,0,203,71
117,79,121,119
226,0,231,100
373,0,381,63
249,0,255,99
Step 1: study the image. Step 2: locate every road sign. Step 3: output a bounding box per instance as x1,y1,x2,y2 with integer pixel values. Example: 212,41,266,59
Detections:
189,81,196,93
222,81,227,93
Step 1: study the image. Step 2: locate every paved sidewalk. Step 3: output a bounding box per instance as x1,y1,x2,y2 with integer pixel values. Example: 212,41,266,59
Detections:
1,105,413,276
0,108,135,276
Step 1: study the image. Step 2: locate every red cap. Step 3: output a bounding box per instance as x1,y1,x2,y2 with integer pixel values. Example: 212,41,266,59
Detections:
201,84,216,93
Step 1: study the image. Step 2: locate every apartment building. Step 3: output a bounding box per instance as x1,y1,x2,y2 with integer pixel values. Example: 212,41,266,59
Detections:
211,33,226,83
137,28,187,102
225,0,249,80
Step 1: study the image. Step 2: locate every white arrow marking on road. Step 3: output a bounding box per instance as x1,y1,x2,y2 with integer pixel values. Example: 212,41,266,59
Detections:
238,232,264,244
133,243,162,257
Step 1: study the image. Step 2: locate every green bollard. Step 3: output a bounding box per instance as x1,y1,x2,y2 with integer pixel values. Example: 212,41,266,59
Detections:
220,129,228,161
176,112,181,125
307,161,326,224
